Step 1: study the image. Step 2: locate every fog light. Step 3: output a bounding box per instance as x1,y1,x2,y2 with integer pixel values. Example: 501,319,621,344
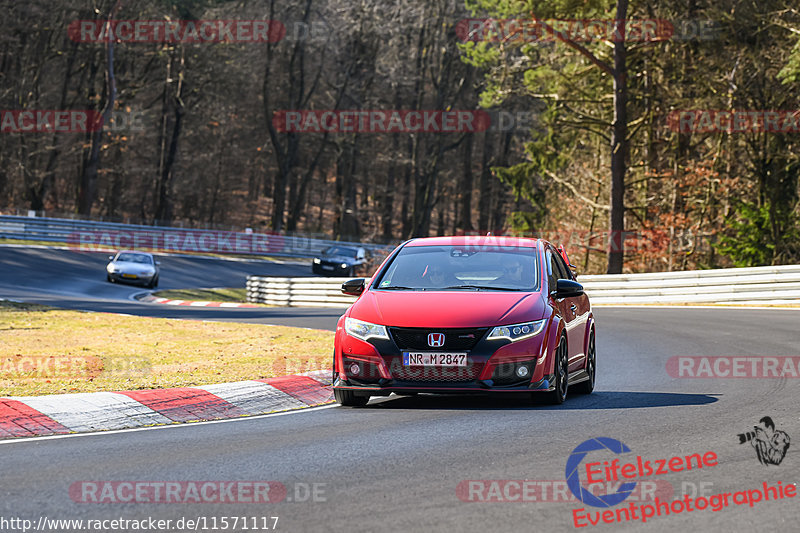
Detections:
516,365,530,378
349,363,361,375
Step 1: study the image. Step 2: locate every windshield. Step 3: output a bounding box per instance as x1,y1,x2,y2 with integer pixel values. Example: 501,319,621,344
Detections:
374,245,539,291
116,253,153,265
324,246,358,258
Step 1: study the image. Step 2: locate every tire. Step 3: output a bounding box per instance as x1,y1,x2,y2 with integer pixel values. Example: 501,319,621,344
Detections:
334,388,369,407
152,276,159,288
547,336,569,405
107,274,113,283
574,331,596,395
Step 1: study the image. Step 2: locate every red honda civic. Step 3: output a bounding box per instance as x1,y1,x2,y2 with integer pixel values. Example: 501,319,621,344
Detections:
332,236,596,406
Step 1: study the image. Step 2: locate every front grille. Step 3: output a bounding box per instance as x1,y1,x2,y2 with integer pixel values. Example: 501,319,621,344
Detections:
389,328,488,351
390,362,482,382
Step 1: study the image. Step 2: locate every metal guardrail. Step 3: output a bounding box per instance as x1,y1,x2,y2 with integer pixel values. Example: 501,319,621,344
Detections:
247,264,800,307
246,277,374,307
580,264,800,305
0,214,392,260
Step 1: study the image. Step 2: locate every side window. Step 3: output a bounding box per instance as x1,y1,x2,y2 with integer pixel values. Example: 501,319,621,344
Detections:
549,247,569,291
546,249,557,292
554,253,572,281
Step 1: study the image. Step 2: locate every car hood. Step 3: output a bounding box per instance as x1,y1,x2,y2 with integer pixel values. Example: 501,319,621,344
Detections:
350,290,546,328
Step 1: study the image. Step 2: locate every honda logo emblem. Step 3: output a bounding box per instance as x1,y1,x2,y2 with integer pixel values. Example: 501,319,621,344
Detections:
428,333,445,348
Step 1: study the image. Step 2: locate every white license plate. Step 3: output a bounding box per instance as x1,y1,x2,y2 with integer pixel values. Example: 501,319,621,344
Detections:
403,352,467,366
321,265,334,270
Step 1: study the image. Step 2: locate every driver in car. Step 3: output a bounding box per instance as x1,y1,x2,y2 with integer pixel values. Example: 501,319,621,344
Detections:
499,258,525,286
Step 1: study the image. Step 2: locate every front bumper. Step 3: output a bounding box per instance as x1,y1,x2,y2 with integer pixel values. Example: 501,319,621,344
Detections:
312,261,352,275
334,328,555,395
109,272,155,284
332,376,556,396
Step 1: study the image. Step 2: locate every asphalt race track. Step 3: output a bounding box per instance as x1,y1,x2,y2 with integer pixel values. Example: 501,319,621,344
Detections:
1,246,799,532
0,246,344,329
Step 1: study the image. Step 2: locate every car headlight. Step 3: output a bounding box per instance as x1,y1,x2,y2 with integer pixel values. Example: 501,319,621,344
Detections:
341,263,348,269
313,258,321,264
345,317,389,342
487,320,547,342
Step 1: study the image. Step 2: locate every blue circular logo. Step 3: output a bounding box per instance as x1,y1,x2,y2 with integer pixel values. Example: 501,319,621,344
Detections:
565,437,637,508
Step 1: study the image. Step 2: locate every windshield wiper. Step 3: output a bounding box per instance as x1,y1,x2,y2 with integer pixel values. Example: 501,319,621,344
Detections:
378,286,422,291
441,285,522,291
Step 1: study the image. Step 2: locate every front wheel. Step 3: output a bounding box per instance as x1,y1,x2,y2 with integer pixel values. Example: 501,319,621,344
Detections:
334,388,369,407
574,331,596,395
547,336,569,405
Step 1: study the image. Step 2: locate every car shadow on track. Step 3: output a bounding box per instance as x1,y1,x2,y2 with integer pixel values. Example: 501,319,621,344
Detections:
362,391,719,411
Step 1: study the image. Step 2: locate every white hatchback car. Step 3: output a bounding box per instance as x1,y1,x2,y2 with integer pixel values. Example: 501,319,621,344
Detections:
106,251,160,288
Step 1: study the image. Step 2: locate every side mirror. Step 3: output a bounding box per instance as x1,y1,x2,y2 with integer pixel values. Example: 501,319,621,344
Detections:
341,278,366,296
156,261,162,266
554,279,584,299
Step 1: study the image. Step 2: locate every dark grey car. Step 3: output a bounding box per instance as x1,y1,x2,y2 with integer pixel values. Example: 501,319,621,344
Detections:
312,245,368,276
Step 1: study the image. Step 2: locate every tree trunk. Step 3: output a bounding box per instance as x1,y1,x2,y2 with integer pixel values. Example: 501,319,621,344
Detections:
77,5,119,216
381,137,397,241
478,132,493,232
401,149,412,238
606,0,629,274
456,132,474,232
31,41,79,211
335,139,360,240
155,49,185,225
491,131,513,232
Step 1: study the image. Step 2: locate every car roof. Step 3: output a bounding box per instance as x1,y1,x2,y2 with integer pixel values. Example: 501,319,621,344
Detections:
324,245,361,252
404,236,541,249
